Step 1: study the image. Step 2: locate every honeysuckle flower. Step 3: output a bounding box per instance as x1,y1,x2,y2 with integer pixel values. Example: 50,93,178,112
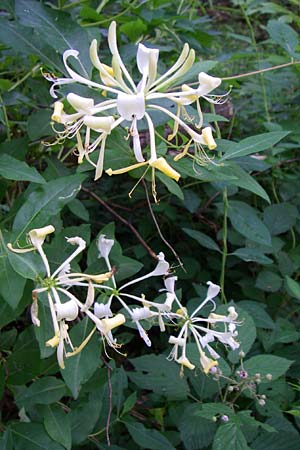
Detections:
98,234,115,259
167,281,240,374
47,21,224,199
8,226,115,368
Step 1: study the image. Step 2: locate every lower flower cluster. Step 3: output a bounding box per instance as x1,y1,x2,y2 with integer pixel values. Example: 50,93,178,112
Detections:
8,226,240,373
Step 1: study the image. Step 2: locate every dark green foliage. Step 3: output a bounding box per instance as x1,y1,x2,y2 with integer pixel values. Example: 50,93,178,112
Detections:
1,1,300,449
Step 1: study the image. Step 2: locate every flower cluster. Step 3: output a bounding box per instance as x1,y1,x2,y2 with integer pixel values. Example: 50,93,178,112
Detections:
47,21,225,199
8,227,239,372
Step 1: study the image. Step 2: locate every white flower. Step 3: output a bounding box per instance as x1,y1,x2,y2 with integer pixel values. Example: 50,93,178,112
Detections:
167,282,240,374
47,21,225,198
98,234,114,259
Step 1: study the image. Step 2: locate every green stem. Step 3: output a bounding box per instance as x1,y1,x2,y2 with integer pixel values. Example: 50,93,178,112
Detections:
8,64,41,92
220,187,228,303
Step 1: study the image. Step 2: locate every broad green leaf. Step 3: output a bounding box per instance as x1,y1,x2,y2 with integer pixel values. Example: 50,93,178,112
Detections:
267,20,299,56
124,421,176,450
255,271,282,292
263,203,298,235
8,251,44,281
212,423,250,450
15,0,91,70
16,377,66,407
220,163,270,202
0,154,45,183
179,404,216,450
129,355,189,400
0,427,13,450
228,201,272,246
44,405,71,450
182,228,221,252
221,132,289,160
61,318,101,398
195,403,235,420
67,198,89,222
156,171,184,200
27,110,53,141
120,19,147,41
11,423,64,450
232,248,273,264
242,355,293,381
252,431,300,450
121,392,137,417
285,276,300,300
13,174,85,238
70,390,102,445
7,327,56,385
238,301,275,329
179,60,219,84
0,254,26,308
0,19,63,71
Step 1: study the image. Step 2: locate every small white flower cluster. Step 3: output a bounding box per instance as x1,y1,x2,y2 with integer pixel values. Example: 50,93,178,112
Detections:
47,21,227,199
8,226,239,373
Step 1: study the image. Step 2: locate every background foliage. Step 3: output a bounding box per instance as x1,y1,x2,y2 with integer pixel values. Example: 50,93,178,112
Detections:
1,0,300,449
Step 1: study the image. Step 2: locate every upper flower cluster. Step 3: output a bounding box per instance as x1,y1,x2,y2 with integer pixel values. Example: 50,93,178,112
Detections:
8,227,239,374
48,21,224,199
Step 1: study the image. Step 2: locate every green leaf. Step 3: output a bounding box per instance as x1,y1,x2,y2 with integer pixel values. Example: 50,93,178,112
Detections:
61,318,101,398
0,254,26,308
255,271,282,292
11,423,65,450
232,248,273,265
67,199,89,222
156,171,184,200
70,391,102,445
220,163,270,202
221,132,289,160
7,327,56,385
0,19,63,72
13,174,85,238
124,421,176,450
15,377,66,407
15,0,91,70
212,423,251,450
263,203,298,235
242,355,293,381
8,251,44,281
129,355,189,400
182,228,221,252
179,404,216,450
43,404,71,450
27,110,53,141
285,276,300,300
121,392,137,417
238,301,275,329
0,154,45,184
267,20,299,56
120,19,147,41
228,201,272,246
195,403,235,420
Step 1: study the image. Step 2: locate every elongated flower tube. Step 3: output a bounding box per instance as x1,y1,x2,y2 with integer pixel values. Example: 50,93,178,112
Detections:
47,21,225,199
